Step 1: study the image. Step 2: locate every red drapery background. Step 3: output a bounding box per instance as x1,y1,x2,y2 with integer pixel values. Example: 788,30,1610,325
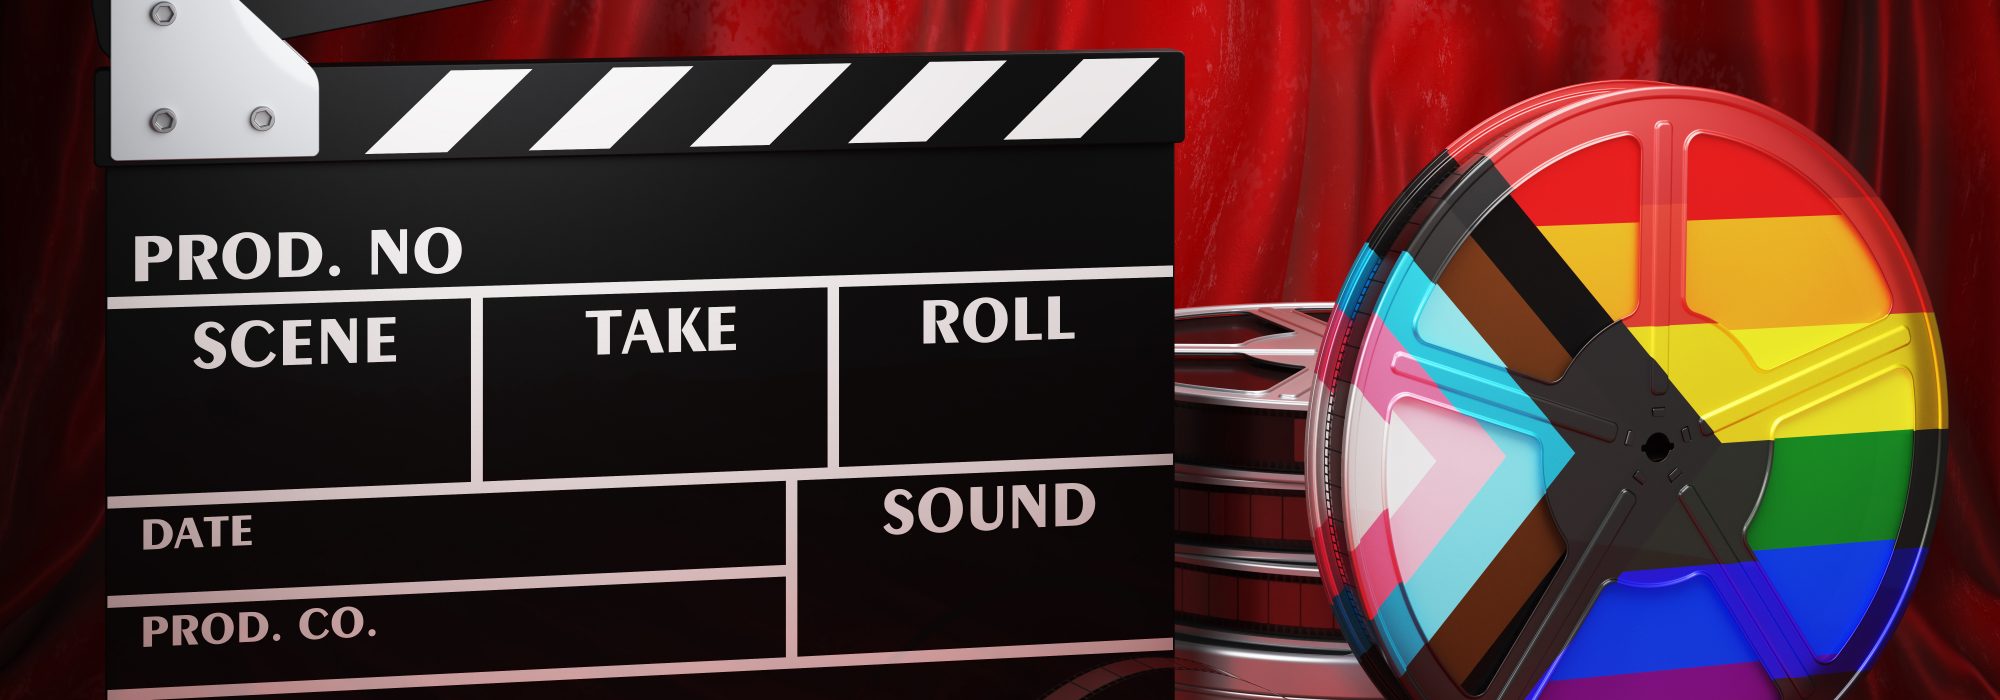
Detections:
2,1,1995,696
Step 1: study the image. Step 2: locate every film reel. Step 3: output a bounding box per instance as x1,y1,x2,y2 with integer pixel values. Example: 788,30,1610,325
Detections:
1174,303,1379,700
1303,81,1652,697
1308,82,1947,700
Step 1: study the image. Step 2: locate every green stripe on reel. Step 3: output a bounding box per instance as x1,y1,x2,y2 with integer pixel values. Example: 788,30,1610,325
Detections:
1748,429,1912,551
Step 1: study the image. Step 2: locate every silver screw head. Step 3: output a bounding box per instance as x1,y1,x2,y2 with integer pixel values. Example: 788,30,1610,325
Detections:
149,2,176,26
248,106,276,131
149,108,176,133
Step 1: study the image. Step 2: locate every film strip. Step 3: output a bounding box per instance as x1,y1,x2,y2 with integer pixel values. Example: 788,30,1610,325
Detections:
1173,304,1378,700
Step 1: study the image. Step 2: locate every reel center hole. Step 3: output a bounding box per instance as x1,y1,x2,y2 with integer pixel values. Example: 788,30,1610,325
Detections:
1642,432,1675,462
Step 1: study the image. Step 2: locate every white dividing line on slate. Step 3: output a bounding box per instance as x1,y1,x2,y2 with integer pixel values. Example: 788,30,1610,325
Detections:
826,286,841,469
107,453,1171,509
106,265,1174,310
468,296,484,482
784,479,800,659
106,638,1175,699
107,566,785,609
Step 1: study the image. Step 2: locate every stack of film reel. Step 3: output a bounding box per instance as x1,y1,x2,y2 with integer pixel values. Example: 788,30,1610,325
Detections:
1307,80,1947,700
1173,303,1380,700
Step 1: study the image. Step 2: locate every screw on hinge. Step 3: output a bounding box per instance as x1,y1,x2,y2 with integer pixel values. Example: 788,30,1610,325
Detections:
149,108,176,133
249,107,277,131
149,2,176,26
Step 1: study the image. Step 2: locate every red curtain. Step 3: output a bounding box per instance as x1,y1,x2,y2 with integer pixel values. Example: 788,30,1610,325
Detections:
2,1,1995,696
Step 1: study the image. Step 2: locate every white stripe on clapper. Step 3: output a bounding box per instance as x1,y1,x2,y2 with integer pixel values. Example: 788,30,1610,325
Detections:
368,69,532,155
532,66,692,151
849,60,1004,143
691,63,850,148
1005,57,1158,141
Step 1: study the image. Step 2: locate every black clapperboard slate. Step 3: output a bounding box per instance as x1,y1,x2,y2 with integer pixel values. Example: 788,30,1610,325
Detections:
101,48,1179,697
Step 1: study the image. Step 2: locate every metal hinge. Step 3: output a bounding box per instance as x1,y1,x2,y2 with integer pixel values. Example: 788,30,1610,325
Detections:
105,0,486,161
110,0,318,161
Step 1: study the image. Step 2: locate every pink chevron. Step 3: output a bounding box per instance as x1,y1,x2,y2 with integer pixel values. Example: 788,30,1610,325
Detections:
1384,399,1509,571
1346,317,1510,599
1352,509,1403,617
1354,314,1460,418
1348,397,1509,616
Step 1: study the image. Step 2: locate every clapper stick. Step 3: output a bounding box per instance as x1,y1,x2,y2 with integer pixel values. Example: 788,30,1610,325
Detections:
96,0,488,51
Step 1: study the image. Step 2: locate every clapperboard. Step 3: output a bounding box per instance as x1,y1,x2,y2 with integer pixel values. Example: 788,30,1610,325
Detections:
99,1,1178,696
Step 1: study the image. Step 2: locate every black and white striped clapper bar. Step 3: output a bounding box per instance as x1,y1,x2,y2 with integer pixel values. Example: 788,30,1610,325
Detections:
100,1,1178,696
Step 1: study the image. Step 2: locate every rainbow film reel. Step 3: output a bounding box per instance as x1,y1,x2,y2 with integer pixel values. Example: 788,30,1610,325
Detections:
1307,82,1946,700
